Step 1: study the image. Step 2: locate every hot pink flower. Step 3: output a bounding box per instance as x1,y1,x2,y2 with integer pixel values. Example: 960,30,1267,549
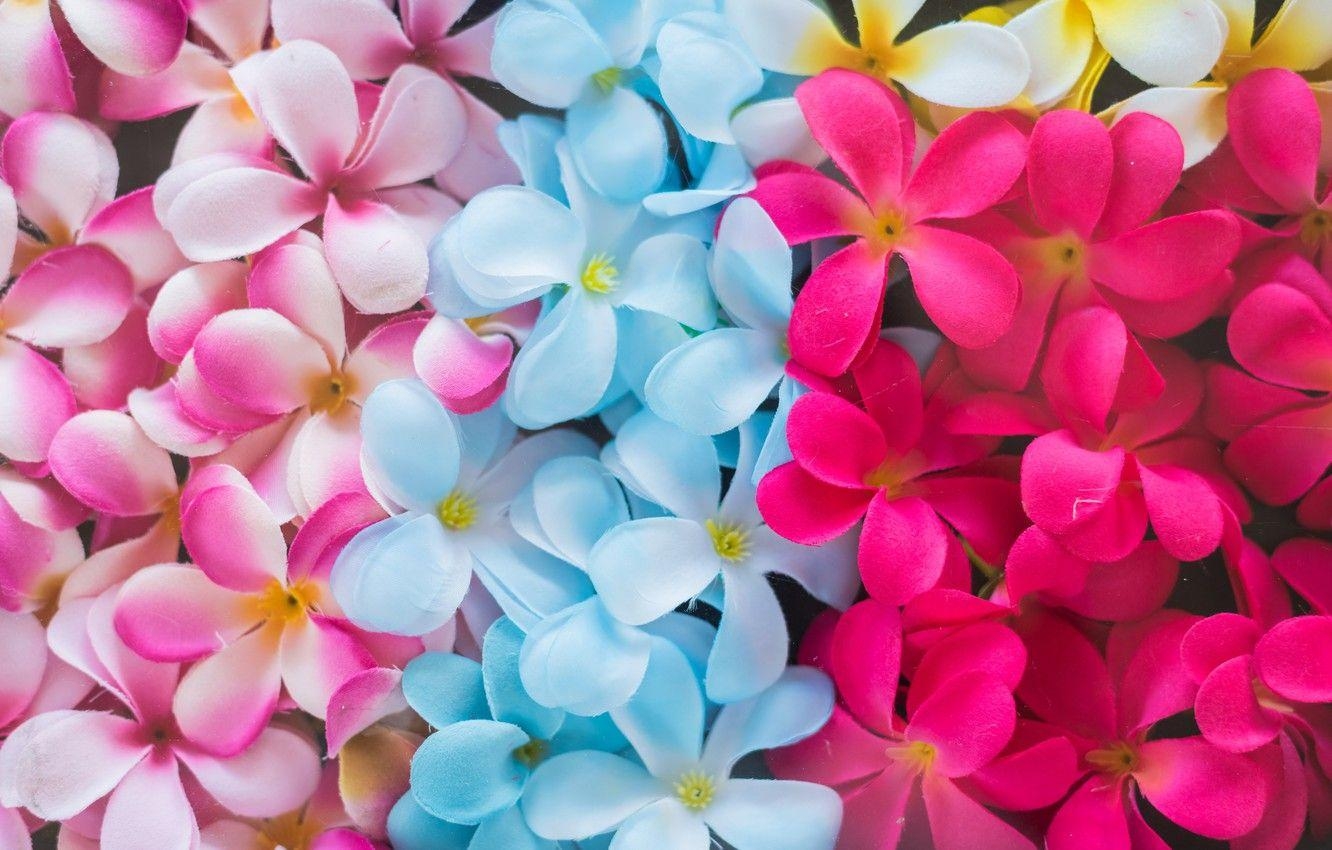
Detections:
113,477,410,757
1187,69,1332,277
748,68,1026,376
757,339,1026,605
771,600,1077,850
156,40,466,314
1018,609,1269,848
271,0,518,198
0,588,322,849
957,109,1239,390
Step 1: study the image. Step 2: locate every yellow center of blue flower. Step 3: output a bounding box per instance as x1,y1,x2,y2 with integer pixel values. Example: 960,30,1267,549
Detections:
674,770,716,811
592,67,622,92
706,519,750,562
437,490,479,531
580,253,620,294
513,737,549,768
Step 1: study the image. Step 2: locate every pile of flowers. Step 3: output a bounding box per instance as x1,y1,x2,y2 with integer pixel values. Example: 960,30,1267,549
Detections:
1,0,1331,848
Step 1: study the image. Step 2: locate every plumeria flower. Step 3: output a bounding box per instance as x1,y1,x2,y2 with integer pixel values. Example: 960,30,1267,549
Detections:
726,0,1030,107
0,589,322,849
1112,0,1332,165
773,601,1079,850
157,40,465,314
390,618,624,849
652,11,765,147
332,379,595,636
524,642,842,850
0,465,86,616
271,0,518,199
590,409,858,702
750,69,1026,376
957,109,1239,391
112,470,408,758
434,150,716,428
758,338,1026,605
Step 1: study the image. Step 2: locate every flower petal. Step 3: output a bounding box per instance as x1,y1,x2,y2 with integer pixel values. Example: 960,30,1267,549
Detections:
359,378,460,514
1,246,132,348
1083,0,1225,87
893,21,1031,108
588,518,719,626
1254,616,1332,703
177,724,321,817
905,111,1027,221
0,113,116,240
6,711,148,820
173,625,282,756
113,565,254,662
787,239,888,376
48,411,176,517
0,338,76,464
707,780,843,850
899,225,1018,349
794,68,907,210
756,462,869,545
100,753,197,850
411,719,530,825
522,751,660,841
164,166,324,262
1226,68,1321,211
1027,110,1112,237
1134,737,1266,839
269,0,414,80
181,474,288,591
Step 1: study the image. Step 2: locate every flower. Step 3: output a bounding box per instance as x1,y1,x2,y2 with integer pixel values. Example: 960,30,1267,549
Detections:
523,642,842,850
750,69,1026,375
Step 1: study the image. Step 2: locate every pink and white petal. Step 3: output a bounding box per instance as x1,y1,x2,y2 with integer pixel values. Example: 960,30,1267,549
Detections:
188,0,270,61
1226,68,1321,212
906,111,1028,221
178,724,321,818
248,243,347,360
0,611,48,728
787,239,889,376
0,806,29,850
100,753,198,850
345,65,466,190
0,179,13,281
288,409,368,518
98,41,230,121
859,495,950,605
269,0,414,80
900,226,1019,349
48,411,176,517
322,196,428,314
433,89,522,200
173,625,283,757
0,0,75,118
0,338,77,464
1134,737,1267,840
0,465,86,531
192,308,330,415
324,667,407,754
113,565,255,663
401,0,471,44
163,167,324,263
173,353,281,435
180,475,288,592
147,262,249,364
1,246,133,348
372,185,462,244
279,614,376,717
253,41,359,183
201,414,304,522
432,14,496,79
344,316,426,403
63,302,161,411
59,0,186,76
7,711,149,821
170,96,275,165
0,113,116,241
79,187,189,292
412,315,512,412
793,68,907,210
83,590,182,723
57,521,180,605
288,491,387,585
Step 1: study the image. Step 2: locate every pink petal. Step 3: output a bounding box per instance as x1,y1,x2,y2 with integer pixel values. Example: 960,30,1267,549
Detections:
1038,305,1127,431
200,415,304,522
793,68,906,211
1194,656,1283,752
433,90,522,199
324,667,407,754
288,409,368,519
56,521,178,605
322,196,428,314
163,167,324,263
755,462,870,545
1272,538,1332,615
344,65,465,190
1254,616,1332,703
851,338,924,451
0,339,76,464
900,225,1018,349
1046,777,1131,850
1003,525,1092,606
113,565,255,662
748,163,864,244
860,495,949,605
830,599,901,735
1114,612,1200,734
838,763,916,850
173,352,280,436
1090,210,1239,302
1026,110,1112,238
79,187,188,293
193,308,330,415
1059,542,1179,623
967,725,1081,812
1229,282,1332,391
269,0,414,80
768,704,889,786
147,261,249,364
248,243,347,360
787,239,888,376
1021,431,1140,556
1015,609,1117,741
401,0,471,44
1138,463,1223,561
0,611,48,728
254,40,359,184
908,622,1026,713
279,615,375,718
289,492,387,584
0,0,75,117
0,113,116,241
1098,112,1184,237
100,753,197,850
920,475,1026,570
907,672,1015,778
98,41,229,120
63,302,160,411
173,625,282,756
1134,737,1267,839
921,773,1035,850
412,315,512,413
180,475,288,592
905,111,1027,221
177,725,321,818
5,711,149,821
1226,68,1321,211
59,0,186,76
189,0,276,62
785,392,886,488
1225,404,1332,506
48,411,176,517
1,245,132,348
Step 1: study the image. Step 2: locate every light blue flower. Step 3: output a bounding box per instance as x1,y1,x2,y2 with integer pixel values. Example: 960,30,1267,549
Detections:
432,148,717,429
522,641,842,850
653,11,764,145
331,380,596,636
591,409,858,702
388,618,625,850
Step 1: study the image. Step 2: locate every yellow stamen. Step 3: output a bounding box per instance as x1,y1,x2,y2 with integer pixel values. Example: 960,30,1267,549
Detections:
256,810,322,850
513,737,549,768
436,490,479,531
705,519,751,562
308,370,356,414
886,740,938,773
1086,741,1139,777
255,579,317,624
580,252,619,294
1301,209,1332,248
592,67,622,92
674,770,716,811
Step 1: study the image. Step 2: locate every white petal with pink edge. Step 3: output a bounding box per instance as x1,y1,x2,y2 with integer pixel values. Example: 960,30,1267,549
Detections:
270,0,414,80
79,188,189,293
99,753,199,850
171,96,275,166
0,245,133,348
0,0,75,117
180,473,289,591
247,243,348,361
164,166,325,263
48,411,177,518
113,565,257,663
322,196,429,314
279,614,376,717
4,710,149,820
192,308,331,415
0,113,117,242
128,385,231,457
173,625,283,757
63,303,161,411
289,410,368,519
254,40,360,185
344,315,426,403
344,65,466,190
59,0,187,76
0,612,48,729
98,41,232,121
147,261,249,364
0,339,76,464
176,724,321,817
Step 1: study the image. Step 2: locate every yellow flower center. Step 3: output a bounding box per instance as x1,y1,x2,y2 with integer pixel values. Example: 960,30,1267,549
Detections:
308,370,356,414
436,490,479,531
580,252,620,294
1301,209,1332,247
887,740,938,773
705,519,751,562
674,770,716,811
513,737,549,768
255,579,317,624
1086,741,1140,777
256,810,322,850
592,67,622,92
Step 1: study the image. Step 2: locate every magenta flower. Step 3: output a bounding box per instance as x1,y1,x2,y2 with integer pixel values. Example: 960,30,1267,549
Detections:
156,40,466,314
413,301,539,415
0,466,86,616
957,109,1240,390
748,68,1025,376
0,588,322,849
113,475,409,757
757,338,1026,604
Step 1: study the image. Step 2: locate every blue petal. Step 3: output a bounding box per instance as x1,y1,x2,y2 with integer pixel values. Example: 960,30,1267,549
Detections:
388,793,476,850
455,186,586,299
523,751,662,841
609,637,705,778
496,115,568,203
602,410,720,519
472,530,595,631
587,517,719,626
615,234,715,330
656,12,764,143
510,456,631,569
402,651,489,727
612,311,690,404
752,376,803,484
519,598,653,716
361,379,460,514
469,806,560,850
329,513,410,624
506,294,619,429
643,144,755,217
412,720,532,825
347,514,473,635
492,0,611,108
705,565,788,703
566,87,668,201
701,667,835,777
483,617,566,740
645,328,784,436
711,197,793,333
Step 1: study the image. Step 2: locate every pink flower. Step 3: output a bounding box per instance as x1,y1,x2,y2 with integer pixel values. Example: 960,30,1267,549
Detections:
748,68,1026,376
112,477,411,757
156,40,466,314
0,588,322,849
757,339,1026,604
1018,609,1269,848
413,301,539,415
271,0,519,198
0,466,86,615
771,600,1077,850
957,109,1239,390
